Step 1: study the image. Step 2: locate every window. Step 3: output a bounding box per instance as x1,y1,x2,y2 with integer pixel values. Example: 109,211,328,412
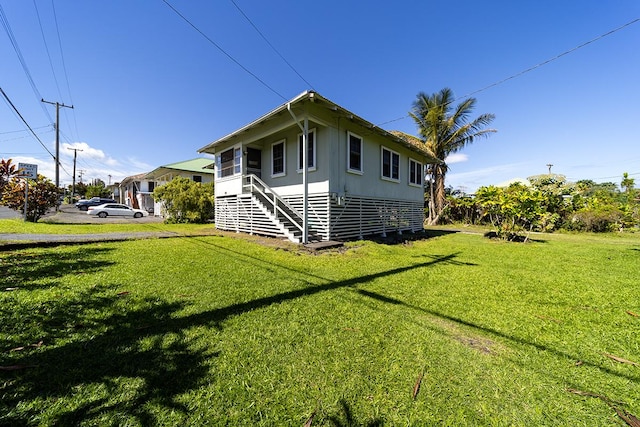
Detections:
381,146,399,181
217,146,242,178
347,132,363,173
297,129,316,171
272,140,286,177
409,159,423,186
148,181,155,192
234,147,241,175
192,175,202,183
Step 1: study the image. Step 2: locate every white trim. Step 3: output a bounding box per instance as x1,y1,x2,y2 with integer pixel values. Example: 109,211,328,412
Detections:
297,128,317,172
271,139,286,178
347,131,363,175
408,157,423,187
216,143,243,179
380,146,400,182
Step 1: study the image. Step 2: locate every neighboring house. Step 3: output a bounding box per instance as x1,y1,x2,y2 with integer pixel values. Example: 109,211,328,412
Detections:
198,90,439,243
145,158,215,216
119,173,155,213
106,183,120,201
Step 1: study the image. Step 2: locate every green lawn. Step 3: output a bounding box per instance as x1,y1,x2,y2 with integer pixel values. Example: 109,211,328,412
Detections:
0,218,216,235
1,228,639,426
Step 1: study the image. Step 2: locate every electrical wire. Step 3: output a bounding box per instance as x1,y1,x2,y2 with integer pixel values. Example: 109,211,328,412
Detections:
161,0,287,101
461,18,640,100
375,17,640,128
229,0,314,90
0,3,54,124
50,0,79,141
1,86,56,160
0,125,51,135
33,0,63,104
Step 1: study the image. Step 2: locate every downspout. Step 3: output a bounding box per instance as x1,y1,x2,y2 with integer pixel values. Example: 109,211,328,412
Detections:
287,103,309,244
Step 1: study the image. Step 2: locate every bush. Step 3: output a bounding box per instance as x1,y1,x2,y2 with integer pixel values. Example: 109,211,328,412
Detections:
567,207,623,232
153,177,214,224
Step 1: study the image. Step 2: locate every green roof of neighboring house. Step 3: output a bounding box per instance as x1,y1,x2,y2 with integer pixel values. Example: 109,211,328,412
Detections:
145,158,215,180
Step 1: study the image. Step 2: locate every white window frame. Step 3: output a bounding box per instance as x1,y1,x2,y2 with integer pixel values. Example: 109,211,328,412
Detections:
216,144,242,180
408,158,423,187
381,146,400,182
297,128,316,172
271,139,286,178
347,131,363,174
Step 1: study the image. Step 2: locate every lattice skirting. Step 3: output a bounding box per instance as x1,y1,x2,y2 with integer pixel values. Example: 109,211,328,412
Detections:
215,193,424,241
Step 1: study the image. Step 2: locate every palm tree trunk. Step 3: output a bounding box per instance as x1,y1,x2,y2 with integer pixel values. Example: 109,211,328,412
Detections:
432,165,446,224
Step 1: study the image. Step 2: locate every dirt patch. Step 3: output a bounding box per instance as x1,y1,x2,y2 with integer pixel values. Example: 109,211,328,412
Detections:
430,317,500,355
453,336,495,354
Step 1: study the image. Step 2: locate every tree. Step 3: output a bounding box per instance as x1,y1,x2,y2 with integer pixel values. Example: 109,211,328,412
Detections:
0,158,19,197
410,88,496,224
85,183,111,199
621,172,635,194
72,182,88,198
2,174,59,222
153,177,214,223
476,183,545,241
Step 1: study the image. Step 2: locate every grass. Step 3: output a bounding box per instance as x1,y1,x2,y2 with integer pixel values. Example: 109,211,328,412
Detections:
0,218,216,235
1,227,639,425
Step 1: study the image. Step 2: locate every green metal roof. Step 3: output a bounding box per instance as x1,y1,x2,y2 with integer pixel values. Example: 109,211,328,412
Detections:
145,158,215,179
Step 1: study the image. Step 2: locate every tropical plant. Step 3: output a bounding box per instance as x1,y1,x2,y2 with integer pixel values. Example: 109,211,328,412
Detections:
475,183,546,241
0,158,19,198
85,183,111,199
621,172,635,194
410,88,496,224
1,174,59,222
153,177,214,223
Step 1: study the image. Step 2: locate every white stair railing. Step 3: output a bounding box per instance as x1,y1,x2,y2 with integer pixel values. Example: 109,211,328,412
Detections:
242,175,304,235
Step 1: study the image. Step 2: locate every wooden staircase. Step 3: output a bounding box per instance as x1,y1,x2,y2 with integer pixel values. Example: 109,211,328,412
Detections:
243,175,319,243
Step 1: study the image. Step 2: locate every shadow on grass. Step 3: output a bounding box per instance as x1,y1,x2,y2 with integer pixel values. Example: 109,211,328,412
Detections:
1,245,462,425
327,399,383,427
355,289,640,383
366,229,459,245
1,288,212,425
1,246,115,290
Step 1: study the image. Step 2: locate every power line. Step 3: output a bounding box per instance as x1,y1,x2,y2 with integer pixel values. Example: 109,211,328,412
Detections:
1,86,56,160
0,125,51,135
33,0,64,104
50,0,79,141
460,17,640,100
229,0,315,90
0,3,54,124
161,0,287,101
376,17,640,128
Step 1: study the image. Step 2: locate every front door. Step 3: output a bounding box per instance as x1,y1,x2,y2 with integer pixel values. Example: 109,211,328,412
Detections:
246,147,262,178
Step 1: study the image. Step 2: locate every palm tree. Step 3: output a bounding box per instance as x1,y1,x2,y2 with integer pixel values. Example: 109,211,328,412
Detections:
621,172,635,194
410,88,496,224
0,158,19,196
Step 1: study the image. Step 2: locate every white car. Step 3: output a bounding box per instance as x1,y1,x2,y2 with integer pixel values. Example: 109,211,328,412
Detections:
87,203,148,219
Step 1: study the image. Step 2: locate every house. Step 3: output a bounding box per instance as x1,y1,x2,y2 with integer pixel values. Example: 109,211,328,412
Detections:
118,158,214,216
198,91,439,243
144,158,215,216
118,173,156,213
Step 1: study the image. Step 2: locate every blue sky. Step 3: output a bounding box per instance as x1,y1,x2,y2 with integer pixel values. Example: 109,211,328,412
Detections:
2,1,639,192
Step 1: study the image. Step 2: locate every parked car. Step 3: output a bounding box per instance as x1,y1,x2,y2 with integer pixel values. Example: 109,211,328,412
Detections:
75,197,116,211
87,203,148,218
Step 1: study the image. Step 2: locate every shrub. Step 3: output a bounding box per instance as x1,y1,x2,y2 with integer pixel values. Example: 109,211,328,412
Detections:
153,177,214,224
567,207,623,232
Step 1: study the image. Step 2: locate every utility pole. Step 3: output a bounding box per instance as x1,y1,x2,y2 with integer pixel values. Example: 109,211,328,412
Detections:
41,99,74,193
78,169,85,183
67,147,83,200
546,163,553,174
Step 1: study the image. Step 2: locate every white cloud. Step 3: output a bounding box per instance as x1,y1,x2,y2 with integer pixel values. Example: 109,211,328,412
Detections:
445,153,468,164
